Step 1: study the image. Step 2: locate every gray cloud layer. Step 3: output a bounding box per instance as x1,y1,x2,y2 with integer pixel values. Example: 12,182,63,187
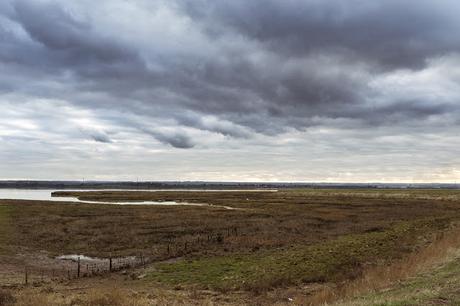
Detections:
0,0,459,181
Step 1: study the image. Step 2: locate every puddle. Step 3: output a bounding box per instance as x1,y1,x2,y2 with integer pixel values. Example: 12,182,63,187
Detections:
57,254,136,263
57,255,103,262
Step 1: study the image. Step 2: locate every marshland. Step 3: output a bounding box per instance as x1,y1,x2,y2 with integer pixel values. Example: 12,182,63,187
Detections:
2,188,460,305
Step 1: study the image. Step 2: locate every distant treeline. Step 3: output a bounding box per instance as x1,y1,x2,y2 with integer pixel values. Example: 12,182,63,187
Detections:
0,180,459,190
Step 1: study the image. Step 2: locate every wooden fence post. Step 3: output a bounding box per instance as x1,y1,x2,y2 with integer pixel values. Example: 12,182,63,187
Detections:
77,256,81,278
24,266,28,285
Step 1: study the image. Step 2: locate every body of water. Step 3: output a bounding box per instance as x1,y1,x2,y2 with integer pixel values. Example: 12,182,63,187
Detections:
0,189,267,207
0,189,196,206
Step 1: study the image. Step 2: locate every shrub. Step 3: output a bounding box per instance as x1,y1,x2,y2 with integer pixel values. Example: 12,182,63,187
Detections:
0,290,15,306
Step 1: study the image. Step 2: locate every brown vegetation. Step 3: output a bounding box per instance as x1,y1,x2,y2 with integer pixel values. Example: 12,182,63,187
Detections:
0,289,15,306
304,222,460,305
2,189,460,305
4,189,460,259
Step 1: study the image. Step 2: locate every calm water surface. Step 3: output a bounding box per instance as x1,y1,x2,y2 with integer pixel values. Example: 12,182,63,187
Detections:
0,189,190,205
0,189,273,206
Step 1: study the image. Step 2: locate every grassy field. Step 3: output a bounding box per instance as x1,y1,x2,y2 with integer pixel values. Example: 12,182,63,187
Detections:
3,189,460,258
1,188,460,305
338,246,460,306
148,218,450,291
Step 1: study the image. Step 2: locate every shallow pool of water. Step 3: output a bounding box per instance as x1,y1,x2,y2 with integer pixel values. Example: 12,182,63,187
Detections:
0,189,189,205
0,189,244,208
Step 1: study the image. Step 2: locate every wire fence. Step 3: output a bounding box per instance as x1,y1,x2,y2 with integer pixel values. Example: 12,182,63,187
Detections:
16,227,241,285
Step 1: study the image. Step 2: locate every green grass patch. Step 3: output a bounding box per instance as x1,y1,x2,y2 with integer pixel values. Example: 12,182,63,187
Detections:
148,218,451,291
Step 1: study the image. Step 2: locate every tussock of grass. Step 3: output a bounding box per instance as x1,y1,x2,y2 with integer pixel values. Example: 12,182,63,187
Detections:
334,250,460,306
0,289,15,306
9,287,217,306
83,289,151,306
148,218,450,292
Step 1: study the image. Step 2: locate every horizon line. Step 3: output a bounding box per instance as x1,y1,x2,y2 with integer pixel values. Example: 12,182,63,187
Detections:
0,179,458,185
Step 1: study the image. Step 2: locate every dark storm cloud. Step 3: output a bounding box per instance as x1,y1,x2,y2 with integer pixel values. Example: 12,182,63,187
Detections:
90,134,112,143
81,129,113,143
1,0,459,142
14,1,138,63
175,113,251,138
144,129,195,149
180,0,460,70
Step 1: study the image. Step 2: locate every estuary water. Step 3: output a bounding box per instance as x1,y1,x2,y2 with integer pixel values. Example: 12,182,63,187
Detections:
0,188,274,207
0,189,194,205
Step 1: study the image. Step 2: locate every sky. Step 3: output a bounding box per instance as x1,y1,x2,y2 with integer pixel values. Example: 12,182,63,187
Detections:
0,0,459,182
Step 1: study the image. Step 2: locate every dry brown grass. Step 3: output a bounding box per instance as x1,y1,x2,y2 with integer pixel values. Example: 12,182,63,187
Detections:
3,189,460,304
301,223,460,305
3,189,460,259
14,292,54,306
7,286,230,306
83,289,149,306
10,288,151,306
0,289,15,306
